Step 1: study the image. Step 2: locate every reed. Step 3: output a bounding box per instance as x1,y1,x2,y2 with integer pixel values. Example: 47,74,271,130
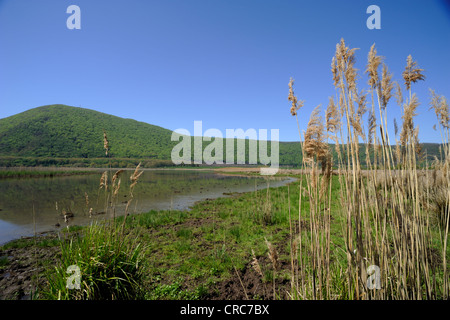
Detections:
287,38,449,299
44,134,146,300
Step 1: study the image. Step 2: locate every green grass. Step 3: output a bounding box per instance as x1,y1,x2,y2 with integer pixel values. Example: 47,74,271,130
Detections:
43,222,146,300
31,173,448,300
112,176,348,298
0,170,95,179
1,236,59,250
0,255,9,268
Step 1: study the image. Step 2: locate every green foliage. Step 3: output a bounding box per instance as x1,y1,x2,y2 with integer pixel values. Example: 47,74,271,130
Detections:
0,104,175,160
0,256,9,268
146,279,207,300
0,104,442,167
44,222,146,300
0,170,93,179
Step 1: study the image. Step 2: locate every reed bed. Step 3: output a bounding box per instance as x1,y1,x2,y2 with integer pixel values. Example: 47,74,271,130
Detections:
44,137,147,299
287,39,449,300
37,39,448,300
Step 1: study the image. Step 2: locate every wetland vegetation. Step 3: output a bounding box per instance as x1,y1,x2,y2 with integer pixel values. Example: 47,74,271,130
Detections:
0,39,449,300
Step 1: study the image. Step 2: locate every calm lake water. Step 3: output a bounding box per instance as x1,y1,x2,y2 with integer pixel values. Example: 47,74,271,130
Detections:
0,169,294,245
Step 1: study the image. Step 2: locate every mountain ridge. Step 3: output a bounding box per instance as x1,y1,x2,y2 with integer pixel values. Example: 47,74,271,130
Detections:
0,104,443,168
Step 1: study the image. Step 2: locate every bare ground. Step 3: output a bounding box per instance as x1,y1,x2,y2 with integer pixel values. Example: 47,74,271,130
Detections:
0,236,60,300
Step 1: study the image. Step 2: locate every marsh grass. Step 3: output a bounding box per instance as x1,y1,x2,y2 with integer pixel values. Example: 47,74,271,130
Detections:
43,136,147,299
45,222,145,300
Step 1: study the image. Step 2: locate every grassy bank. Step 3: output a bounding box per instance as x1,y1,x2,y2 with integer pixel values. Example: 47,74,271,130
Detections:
0,169,98,179
1,171,448,300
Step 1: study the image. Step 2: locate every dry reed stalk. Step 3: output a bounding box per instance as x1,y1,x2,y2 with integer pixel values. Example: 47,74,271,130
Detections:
103,130,109,156
84,192,89,208
287,78,310,297
99,171,108,190
264,237,279,299
234,265,249,300
120,163,143,233
264,238,279,272
288,78,304,116
98,170,109,215
130,162,143,196
112,169,124,197
250,249,263,278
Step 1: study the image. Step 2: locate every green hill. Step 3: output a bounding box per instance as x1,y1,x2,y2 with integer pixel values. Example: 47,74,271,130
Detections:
0,104,442,168
0,104,174,159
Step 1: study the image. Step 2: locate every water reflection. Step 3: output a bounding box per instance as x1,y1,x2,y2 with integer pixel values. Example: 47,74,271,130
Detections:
0,169,294,244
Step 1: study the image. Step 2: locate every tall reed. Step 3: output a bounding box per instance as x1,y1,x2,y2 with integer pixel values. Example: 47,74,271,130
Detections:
288,39,449,299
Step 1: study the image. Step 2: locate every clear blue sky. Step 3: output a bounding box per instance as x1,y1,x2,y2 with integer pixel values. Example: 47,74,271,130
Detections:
1,0,449,143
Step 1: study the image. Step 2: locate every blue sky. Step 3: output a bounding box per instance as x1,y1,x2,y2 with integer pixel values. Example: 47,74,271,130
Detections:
0,0,449,143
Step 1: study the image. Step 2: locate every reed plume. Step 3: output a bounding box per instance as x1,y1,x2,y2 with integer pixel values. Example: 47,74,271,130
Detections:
326,97,340,134
99,171,108,190
304,105,327,160
103,130,109,156
265,238,279,271
334,38,359,92
395,81,403,106
366,43,382,89
351,89,367,139
402,55,425,91
400,93,420,146
130,162,143,196
429,89,450,129
288,78,304,116
250,249,263,278
331,57,339,86
380,64,394,110
112,169,124,187
112,169,124,198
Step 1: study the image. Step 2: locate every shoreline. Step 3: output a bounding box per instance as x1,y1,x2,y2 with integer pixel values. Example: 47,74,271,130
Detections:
0,170,297,246
0,173,299,300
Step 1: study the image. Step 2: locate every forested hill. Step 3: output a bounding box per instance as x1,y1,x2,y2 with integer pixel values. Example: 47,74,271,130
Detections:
0,104,443,168
0,105,304,166
0,105,175,160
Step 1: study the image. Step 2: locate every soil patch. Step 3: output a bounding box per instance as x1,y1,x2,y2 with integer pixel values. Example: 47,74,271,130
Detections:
206,256,290,300
0,236,60,300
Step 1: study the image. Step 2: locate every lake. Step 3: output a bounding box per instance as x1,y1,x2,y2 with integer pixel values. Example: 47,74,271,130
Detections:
0,169,294,245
